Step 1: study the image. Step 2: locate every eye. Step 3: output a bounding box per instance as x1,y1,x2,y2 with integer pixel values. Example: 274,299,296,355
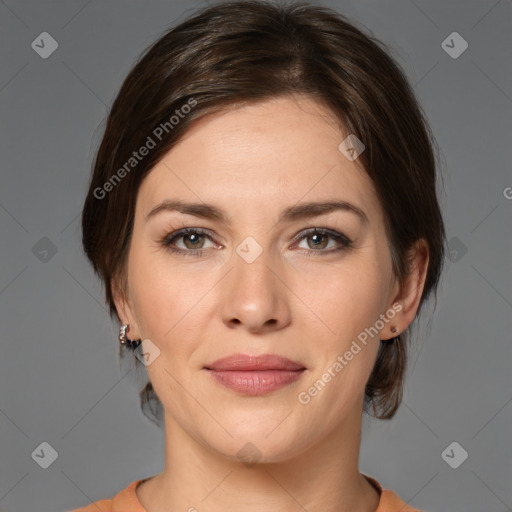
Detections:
160,228,219,256
293,228,353,256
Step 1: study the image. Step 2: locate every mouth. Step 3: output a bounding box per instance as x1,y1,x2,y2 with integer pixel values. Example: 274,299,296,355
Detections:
204,353,306,396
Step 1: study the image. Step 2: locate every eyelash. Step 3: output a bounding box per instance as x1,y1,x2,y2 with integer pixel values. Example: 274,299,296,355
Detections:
159,227,353,258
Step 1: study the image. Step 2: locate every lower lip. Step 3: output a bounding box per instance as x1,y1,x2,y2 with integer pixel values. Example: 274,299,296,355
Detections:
206,369,305,396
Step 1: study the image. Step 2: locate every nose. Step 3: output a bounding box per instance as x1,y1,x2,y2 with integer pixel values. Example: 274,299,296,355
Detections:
220,245,292,334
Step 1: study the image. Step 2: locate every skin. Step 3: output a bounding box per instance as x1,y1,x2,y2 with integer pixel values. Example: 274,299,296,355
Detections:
114,94,429,512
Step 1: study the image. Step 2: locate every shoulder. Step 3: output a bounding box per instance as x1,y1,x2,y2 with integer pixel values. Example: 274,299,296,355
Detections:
68,498,112,512
67,479,146,512
378,489,424,512
363,474,423,512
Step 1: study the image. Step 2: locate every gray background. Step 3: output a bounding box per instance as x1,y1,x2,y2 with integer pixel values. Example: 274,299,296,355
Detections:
1,1,511,511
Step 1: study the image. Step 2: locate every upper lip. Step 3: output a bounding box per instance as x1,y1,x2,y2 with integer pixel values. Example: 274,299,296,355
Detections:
205,353,305,371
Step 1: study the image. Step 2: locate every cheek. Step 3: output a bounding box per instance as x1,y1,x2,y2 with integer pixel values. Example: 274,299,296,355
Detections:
127,248,213,344
302,255,389,340
127,247,175,337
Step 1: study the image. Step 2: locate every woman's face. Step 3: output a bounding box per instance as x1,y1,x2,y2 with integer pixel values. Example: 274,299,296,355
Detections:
117,95,403,461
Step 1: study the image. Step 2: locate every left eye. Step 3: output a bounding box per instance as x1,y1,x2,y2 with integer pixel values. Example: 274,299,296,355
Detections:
292,228,352,254
295,229,347,251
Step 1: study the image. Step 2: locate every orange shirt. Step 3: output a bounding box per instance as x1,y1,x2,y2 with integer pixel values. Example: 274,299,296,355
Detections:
69,475,422,511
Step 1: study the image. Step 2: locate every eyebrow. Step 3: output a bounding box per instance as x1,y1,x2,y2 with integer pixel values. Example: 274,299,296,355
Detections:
145,199,368,225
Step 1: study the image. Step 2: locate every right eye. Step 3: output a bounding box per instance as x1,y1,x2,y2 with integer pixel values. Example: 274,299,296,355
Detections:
160,228,220,256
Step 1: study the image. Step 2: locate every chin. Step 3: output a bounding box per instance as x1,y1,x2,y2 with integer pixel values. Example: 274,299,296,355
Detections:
202,423,308,466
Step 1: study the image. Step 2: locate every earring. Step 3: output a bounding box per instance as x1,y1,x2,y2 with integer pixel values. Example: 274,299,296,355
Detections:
119,324,141,348
381,325,400,342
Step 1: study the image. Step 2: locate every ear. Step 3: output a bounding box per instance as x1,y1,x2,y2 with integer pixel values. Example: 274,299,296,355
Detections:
385,238,430,338
112,272,141,340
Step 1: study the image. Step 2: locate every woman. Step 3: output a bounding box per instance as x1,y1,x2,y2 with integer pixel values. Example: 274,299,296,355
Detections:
74,1,446,510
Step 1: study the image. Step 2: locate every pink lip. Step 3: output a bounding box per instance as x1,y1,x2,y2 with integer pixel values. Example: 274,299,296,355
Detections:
205,353,305,371
204,353,306,396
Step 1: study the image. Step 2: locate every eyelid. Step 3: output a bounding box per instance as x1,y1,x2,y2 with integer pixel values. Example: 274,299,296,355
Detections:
161,227,219,249
290,227,352,246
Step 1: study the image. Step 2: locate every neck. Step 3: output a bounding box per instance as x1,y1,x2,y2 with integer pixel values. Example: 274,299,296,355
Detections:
136,402,380,512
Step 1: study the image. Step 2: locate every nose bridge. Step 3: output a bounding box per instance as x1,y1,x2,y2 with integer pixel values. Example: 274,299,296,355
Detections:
232,234,277,294
221,234,290,331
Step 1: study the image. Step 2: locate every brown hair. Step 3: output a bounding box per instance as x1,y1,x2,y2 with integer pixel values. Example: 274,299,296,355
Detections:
82,0,446,425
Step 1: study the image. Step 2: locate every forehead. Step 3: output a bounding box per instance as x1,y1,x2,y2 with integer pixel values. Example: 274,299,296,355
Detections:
136,95,382,225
